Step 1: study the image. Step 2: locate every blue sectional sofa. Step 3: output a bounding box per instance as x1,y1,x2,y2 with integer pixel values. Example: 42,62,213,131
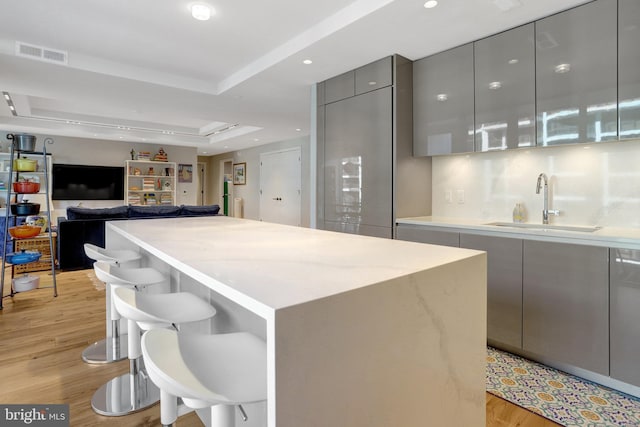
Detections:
57,204,221,270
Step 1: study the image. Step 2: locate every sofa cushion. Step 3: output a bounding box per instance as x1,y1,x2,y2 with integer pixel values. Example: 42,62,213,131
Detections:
128,205,181,218
66,205,129,220
179,204,220,216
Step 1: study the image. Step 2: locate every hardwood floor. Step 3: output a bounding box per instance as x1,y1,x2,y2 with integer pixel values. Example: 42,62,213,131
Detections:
0,269,559,426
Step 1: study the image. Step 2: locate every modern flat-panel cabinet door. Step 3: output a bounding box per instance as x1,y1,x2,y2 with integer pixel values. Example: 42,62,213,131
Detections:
355,56,392,96
619,0,640,141
610,248,640,387
395,225,459,247
413,43,474,156
460,233,522,349
324,87,392,233
474,24,535,151
535,0,617,147
523,241,609,375
324,71,355,104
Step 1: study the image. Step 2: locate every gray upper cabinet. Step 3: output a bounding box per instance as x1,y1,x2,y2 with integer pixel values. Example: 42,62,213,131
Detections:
324,71,355,104
355,57,392,96
535,0,617,147
523,240,609,375
474,24,536,151
619,0,640,140
460,233,523,349
413,43,475,156
610,248,640,387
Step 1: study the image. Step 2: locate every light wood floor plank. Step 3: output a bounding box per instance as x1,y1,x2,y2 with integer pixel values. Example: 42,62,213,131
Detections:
1,269,558,426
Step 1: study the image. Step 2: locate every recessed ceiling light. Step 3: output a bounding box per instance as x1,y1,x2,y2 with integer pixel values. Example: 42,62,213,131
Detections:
191,3,212,21
508,59,519,65
424,1,438,9
253,138,260,142
436,93,448,102
303,59,313,65
488,81,502,90
368,81,377,86
296,128,301,132
554,63,571,73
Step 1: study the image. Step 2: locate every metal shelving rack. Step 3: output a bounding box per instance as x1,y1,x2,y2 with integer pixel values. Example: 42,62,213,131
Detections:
0,138,56,309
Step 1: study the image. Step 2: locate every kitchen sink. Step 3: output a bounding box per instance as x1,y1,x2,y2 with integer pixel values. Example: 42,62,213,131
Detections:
485,222,601,233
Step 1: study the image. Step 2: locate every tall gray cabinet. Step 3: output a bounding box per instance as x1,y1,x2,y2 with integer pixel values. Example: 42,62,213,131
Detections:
316,56,430,238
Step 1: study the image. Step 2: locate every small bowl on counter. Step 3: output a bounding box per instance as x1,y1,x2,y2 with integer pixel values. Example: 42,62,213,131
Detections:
12,181,40,193
9,225,42,239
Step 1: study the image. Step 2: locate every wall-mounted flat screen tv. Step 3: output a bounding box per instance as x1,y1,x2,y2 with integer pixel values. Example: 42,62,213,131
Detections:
52,164,124,200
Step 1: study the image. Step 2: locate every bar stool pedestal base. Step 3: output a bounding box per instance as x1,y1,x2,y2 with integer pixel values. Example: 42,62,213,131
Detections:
81,335,128,364
91,371,159,416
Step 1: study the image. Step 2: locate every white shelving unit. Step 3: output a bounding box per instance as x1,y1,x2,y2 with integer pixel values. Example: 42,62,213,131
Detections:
125,160,176,206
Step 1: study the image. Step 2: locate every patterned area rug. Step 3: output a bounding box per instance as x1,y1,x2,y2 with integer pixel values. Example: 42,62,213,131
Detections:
486,347,640,426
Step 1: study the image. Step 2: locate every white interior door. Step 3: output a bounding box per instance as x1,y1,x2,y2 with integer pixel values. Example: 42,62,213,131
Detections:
260,148,301,226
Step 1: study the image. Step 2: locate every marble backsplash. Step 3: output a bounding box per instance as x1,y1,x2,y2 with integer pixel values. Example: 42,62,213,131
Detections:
432,138,640,228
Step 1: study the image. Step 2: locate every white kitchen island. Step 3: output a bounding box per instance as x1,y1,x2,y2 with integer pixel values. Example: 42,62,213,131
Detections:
105,216,487,427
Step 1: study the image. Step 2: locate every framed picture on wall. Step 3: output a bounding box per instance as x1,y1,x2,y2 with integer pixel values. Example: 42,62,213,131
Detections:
178,164,193,183
233,162,246,185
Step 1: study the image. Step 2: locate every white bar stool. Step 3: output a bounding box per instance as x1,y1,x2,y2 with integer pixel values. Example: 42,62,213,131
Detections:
92,285,217,417
141,328,267,427
82,243,142,364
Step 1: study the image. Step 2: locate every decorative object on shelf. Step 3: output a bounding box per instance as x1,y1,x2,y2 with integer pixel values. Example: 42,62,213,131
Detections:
178,164,192,183
133,167,141,176
164,167,174,177
233,162,246,185
25,215,48,233
10,200,40,216
13,180,40,193
136,151,151,160
13,157,37,171
147,167,155,175
153,148,168,162
6,133,37,151
12,274,39,292
9,225,42,239
130,149,136,160
5,250,41,265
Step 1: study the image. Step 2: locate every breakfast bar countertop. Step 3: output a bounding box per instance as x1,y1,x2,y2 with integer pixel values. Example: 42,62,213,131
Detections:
106,216,488,427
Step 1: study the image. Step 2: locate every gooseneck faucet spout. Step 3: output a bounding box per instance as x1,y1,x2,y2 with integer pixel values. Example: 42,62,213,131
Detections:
535,173,560,224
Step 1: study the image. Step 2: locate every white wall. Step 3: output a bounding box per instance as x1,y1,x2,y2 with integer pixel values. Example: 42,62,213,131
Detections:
431,138,640,228
1,131,199,219
204,136,311,227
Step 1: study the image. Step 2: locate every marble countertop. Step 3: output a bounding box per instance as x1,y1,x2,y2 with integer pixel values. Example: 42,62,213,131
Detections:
107,216,483,316
397,216,640,249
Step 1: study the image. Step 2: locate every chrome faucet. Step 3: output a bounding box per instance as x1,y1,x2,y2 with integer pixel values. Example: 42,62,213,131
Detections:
535,173,560,224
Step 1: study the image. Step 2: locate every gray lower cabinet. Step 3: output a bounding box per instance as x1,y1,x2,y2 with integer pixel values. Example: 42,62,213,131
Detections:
395,225,459,247
460,233,522,349
522,240,609,375
610,248,640,387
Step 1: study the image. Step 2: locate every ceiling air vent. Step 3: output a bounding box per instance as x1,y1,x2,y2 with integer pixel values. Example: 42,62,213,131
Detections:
15,41,68,65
